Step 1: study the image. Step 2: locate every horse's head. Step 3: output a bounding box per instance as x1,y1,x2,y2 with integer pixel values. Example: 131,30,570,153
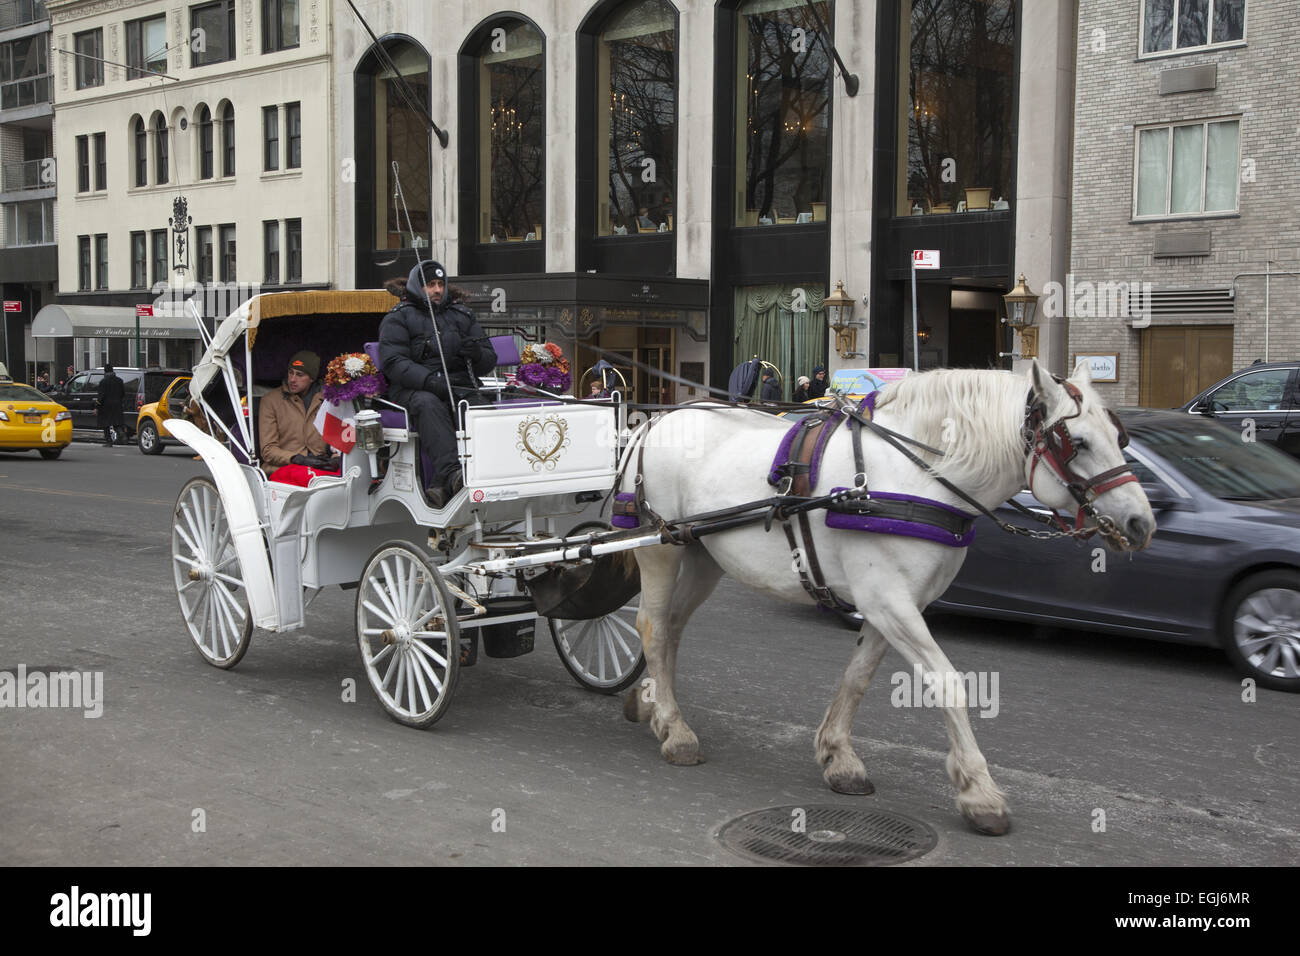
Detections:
1023,359,1155,551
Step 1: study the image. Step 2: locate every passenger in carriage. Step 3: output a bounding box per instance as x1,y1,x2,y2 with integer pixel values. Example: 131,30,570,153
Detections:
259,350,336,476
378,260,498,509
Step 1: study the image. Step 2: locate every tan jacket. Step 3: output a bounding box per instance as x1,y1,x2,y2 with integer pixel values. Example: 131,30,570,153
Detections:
259,383,328,471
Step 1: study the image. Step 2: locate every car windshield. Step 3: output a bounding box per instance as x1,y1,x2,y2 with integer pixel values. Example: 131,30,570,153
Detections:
1132,419,1300,500
0,384,49,402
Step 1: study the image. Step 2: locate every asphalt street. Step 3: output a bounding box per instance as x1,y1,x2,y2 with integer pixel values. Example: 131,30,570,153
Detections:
1,441,1297,866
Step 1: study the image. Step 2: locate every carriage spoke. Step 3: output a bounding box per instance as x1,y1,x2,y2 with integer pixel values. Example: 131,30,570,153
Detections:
410,638,449,670
404,654,418,715
380,558,404,618
409,650,433,712
367,642,394,667
405,562,420,620
410,643,446,696
380,645,401,690
174,523,202,560
373,566,404,625
362,598,397,628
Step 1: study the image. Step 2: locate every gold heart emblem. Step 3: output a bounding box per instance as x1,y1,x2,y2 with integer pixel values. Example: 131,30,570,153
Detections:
517,416,570,471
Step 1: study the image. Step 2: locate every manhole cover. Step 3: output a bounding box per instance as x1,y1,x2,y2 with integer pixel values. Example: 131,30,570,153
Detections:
716,806,938,866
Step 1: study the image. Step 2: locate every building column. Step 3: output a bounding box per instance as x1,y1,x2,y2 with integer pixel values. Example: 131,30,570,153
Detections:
826,0,877,376
1011,0,1077,377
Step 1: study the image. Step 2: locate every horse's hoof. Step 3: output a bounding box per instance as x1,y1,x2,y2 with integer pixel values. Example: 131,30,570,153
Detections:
826,772,875,795
662,740,703,766
963,809,1012,836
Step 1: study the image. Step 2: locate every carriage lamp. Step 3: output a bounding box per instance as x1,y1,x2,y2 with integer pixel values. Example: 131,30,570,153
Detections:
825,280,863,359
354,408,384,478
1001,273,1041,360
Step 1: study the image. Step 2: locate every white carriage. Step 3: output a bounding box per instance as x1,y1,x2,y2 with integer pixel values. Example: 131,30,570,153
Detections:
168,290,644,727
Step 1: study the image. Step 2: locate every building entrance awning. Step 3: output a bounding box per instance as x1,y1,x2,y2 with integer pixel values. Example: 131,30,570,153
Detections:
452,273,710,341
30,304,204,339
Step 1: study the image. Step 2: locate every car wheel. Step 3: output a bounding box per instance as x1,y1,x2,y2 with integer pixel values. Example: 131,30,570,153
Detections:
38,448,63,460
1221,571,1300,692
138,420,163,455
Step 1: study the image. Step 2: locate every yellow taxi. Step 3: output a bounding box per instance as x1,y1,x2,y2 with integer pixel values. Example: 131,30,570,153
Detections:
0,377,73,459
135,375,198,454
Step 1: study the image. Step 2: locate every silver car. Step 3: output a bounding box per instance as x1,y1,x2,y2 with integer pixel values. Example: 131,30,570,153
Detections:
933,408,1300,692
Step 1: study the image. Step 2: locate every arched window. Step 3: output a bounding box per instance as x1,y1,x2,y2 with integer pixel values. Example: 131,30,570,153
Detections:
735,0,832,226
198,105,214,180
221,103,235,176
596,0,676,236
132,116,147,187
355,37,431,261
152,112,169,185
475,19,544,243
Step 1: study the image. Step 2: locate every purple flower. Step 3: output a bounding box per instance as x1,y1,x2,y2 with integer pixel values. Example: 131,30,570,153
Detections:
324,373,387,404
517,364,547,387
542,366,570,390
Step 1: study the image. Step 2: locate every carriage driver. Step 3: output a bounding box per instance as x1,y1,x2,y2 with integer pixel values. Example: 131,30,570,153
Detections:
378,260,498,508
259,350,335,475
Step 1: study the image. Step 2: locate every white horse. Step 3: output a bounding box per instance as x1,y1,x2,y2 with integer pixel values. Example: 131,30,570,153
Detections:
621,360,1154,835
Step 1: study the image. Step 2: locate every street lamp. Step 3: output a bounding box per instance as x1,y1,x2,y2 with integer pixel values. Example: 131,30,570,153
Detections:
1001,272,1041,360
825,280,863,359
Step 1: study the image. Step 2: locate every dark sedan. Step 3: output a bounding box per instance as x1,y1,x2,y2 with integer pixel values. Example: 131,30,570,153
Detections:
933,408,1300,691
1180,360,1300,458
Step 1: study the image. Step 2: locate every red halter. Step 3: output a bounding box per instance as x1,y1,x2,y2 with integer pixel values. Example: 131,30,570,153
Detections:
1024,381,1139,538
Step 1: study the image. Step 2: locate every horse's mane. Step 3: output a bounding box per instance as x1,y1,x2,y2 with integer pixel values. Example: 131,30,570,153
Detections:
872,369,1033,494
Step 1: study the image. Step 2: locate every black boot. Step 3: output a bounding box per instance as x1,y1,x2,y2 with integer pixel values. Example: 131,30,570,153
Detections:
425,471,464,510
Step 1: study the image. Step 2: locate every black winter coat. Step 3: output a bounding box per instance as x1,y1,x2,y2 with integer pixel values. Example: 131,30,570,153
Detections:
378,264,497,401
96,372,126,426
760,377,782,402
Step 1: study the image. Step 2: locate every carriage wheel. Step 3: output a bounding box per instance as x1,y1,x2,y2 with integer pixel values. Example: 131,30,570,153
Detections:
355,541,460,728
546,520,645,694
172,476,253,669
548,600,645,694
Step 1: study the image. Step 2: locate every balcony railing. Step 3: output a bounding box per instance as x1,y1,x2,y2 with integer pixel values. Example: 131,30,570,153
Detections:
0,157,53,191
0,72,50,110
0,0,49,30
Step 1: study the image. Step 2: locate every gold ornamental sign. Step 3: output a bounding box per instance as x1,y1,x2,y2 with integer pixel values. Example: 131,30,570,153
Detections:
516,415,571,471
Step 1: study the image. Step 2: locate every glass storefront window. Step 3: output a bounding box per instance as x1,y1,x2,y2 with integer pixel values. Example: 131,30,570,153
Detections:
735,0,832,228
597,0,676,237
374,44,430,249
477,20,544,244
897,0,1016,216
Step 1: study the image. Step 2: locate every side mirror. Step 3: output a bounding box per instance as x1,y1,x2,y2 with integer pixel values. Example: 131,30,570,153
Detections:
1141,482,1179,511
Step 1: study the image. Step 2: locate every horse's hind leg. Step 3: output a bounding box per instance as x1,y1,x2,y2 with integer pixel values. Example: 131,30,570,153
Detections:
866,599,1011,836
625,543,723,766
815,626,889,795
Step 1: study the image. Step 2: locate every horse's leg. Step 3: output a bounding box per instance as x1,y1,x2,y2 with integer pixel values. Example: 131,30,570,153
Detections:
866,599,1011,835
814,626,890,795
624,543,723,766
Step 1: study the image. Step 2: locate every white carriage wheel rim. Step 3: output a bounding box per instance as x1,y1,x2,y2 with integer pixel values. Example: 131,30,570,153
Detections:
172,479,249,663
553,603,642,687
357,546,455,720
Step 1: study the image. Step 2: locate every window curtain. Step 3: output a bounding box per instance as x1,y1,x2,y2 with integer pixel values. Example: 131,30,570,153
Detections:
1204,120,1238,212
1136,128,1167,216
1170,124,1203,213
733,284,827,400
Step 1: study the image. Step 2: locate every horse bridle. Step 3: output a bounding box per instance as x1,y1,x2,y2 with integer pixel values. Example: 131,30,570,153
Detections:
1023,378,1138,542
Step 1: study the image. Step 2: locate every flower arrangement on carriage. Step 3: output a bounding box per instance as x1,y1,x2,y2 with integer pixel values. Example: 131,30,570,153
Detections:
515,342,571,392
322,351,387,405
